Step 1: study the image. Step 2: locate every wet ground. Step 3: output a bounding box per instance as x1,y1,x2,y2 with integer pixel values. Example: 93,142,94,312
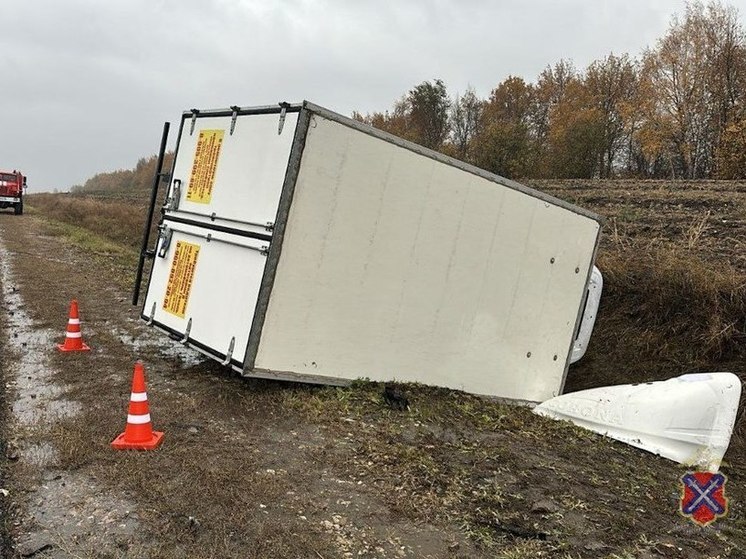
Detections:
0,239,142,557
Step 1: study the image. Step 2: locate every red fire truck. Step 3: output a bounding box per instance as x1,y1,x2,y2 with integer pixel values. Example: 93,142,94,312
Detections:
0,169,26,215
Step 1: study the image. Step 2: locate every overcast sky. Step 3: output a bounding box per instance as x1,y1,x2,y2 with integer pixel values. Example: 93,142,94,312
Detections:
1,0,738,191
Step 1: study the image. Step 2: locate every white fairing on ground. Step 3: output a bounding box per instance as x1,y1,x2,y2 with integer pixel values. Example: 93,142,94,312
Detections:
533,373,742,472
570,266,603,364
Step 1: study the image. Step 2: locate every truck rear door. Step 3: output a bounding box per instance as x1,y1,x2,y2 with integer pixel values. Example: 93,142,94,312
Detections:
141,106,300,368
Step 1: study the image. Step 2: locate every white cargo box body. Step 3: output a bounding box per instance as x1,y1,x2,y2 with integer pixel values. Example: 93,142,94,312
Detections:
141,102,602,402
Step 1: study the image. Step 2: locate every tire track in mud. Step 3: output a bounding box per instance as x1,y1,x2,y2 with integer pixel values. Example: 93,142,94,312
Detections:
0,237,140,558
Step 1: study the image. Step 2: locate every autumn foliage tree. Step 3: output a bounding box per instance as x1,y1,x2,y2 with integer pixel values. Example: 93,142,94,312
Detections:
407,79,451,150
584,54,639,177
356,1,746,180
531,60,578,175
605,1,746,178
353,79,451,151
471,76,536,178
449,87,483,160
540,81,604,178
716,118,746,177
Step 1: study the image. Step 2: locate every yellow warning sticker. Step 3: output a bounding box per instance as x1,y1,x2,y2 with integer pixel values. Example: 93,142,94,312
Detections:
163,241,200,318
187,129,224,204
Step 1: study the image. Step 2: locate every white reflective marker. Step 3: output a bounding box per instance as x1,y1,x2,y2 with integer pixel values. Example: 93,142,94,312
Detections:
127,414,152,425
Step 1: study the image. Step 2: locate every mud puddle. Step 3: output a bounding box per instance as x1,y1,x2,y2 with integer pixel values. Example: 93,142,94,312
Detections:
1,258,80,428
0,241,141,557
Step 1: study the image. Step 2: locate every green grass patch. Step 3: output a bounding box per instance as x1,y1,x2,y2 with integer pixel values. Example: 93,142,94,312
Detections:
37,218,139,290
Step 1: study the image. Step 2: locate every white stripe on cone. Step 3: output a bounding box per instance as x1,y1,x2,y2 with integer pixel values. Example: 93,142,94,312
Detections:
65,332,82,338
127,414,151,425
68,318,81,325
130,392,148,402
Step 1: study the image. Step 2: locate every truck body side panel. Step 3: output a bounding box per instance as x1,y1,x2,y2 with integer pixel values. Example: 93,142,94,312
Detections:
254,113,600,401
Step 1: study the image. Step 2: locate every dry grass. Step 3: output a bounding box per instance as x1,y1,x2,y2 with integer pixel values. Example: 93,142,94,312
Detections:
26,193,151,249
598,241,745,364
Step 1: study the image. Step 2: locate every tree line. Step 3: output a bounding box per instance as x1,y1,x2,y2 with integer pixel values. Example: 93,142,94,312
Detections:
354,1,746,180
70,154,173,194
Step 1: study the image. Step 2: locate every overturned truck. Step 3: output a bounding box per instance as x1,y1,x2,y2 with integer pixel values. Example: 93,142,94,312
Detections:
136,102,603,402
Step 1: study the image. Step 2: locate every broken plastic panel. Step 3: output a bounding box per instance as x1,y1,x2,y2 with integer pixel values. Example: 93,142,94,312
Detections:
533,372,742,472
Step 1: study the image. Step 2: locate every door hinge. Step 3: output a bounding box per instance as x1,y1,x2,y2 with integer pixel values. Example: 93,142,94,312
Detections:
278,101,290,135
189,109,200,135
222,336,236,366
181,318,192,344
230,105,240,135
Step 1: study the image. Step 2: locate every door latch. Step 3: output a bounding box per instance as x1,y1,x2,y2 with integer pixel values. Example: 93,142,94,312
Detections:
157,226,173,258
166,179,181,211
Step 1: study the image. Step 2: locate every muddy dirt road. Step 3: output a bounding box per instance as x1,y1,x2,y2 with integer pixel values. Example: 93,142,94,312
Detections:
0,212,744,559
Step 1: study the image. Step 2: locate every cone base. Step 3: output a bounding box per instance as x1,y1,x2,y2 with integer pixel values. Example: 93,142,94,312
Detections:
111,430,164,451
57,342,91,352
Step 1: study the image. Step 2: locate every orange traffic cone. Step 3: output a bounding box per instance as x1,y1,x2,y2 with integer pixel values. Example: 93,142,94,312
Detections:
57,299,91,352
111,362,164,451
